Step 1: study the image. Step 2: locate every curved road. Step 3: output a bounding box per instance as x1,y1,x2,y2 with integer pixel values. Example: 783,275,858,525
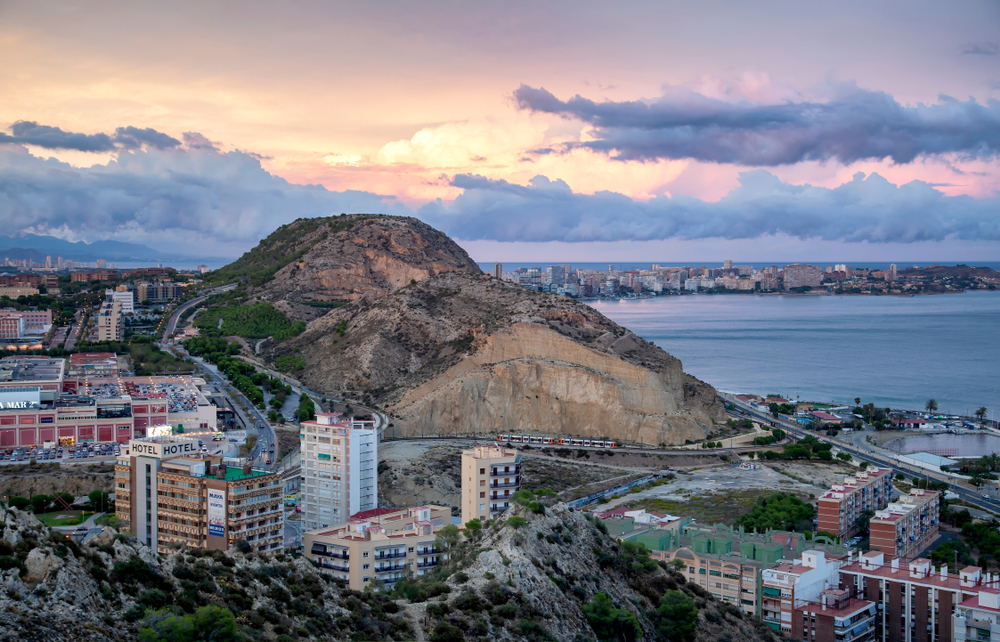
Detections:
161,284,236,342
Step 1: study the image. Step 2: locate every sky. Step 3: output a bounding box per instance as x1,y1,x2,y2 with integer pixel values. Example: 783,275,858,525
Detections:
1,0,999,262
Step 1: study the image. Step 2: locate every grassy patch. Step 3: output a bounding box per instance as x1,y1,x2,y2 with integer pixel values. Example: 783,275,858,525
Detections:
37,510,85,527
627,489,803,525
195,302,302,339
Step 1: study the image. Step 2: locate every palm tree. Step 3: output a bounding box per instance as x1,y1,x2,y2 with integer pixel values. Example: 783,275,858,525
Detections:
926,399,938,413
855,398,861,408
975,407,989,424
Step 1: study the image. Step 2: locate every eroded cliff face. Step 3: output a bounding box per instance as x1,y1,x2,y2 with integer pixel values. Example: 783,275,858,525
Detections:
276,272,725,444
390,323,717,444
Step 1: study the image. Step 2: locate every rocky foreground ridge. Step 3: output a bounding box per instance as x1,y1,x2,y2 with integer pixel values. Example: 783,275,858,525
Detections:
275,270,724,444
0,500,776,642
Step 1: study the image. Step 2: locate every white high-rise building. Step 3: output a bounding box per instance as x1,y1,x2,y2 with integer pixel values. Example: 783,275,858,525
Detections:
299,413,377,530
106,287,135,314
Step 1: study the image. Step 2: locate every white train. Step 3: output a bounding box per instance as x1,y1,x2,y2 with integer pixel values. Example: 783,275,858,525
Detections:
495,434,618,448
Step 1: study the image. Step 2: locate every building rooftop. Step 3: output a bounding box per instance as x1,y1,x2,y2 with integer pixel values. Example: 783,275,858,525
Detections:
0,357,64,383
796,597,875,619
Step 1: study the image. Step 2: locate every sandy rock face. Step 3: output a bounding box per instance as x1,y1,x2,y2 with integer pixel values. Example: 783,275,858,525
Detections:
283,271,725,445
391,323,717,444
24,548,64,584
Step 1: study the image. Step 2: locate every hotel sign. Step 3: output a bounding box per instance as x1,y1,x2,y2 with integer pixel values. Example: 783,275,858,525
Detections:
1,402,29,409
128,439,198,459
207,489,226,538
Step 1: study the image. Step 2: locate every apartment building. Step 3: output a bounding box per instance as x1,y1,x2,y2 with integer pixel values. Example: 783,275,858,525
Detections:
304,505,451,590
818,468,893,538
784,264,824,289
97,299,122,342
641,524,850,617
105,286,134,314
793,588,877,642
955,587,1000,642
115,434,283,554
0,314,25,340
761,550,845,636
299,413,377,531
461,445,520,526
0,309,52,336
840,550,997,642
869,489,940,559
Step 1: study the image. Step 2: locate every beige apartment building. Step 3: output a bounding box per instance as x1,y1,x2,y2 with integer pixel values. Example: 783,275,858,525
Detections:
115,434,283,554
461,445,520,526
304,505,451,590
97,299,122,342
817,467,893,538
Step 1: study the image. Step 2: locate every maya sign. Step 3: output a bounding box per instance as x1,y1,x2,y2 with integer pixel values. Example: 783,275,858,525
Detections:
128,439,199,459
208,489,226,538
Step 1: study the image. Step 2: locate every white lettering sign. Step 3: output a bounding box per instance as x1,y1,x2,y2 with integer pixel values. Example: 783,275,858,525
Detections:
128,439,198,459
2,402,27,409
207,489,226,538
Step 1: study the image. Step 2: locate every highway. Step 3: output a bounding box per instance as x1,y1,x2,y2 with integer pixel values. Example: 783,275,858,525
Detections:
721,394,999,516
160,284,236,342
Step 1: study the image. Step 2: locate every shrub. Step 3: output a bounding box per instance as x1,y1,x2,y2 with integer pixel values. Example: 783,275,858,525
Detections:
507,516,528,529
654,590,699,641
582,593,641,642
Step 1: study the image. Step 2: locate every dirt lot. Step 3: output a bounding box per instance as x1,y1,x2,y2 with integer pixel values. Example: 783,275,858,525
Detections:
597,460,861,525
519,445,727,470
0,461,114,499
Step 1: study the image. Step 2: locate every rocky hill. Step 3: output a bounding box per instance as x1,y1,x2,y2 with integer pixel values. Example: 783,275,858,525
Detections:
272,271,724,445
0,499,778,642
209,214,481,321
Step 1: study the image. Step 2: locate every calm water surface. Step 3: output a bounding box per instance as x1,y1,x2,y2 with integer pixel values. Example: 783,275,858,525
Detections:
884,434,1000,456
589,291,999,416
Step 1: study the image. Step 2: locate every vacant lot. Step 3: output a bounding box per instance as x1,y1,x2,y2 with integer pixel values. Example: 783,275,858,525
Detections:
273,425,300,460
0,462,113,499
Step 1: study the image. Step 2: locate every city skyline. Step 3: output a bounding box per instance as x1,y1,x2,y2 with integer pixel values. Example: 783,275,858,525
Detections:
1,1,999,261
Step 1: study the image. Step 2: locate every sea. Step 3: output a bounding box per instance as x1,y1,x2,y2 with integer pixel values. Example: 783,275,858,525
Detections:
583,290,999,418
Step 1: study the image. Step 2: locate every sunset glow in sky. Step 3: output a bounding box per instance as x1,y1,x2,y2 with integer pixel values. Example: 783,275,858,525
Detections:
2,1,999,260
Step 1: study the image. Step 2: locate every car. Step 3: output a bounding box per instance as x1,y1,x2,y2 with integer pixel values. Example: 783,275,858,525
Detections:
983,495,991,500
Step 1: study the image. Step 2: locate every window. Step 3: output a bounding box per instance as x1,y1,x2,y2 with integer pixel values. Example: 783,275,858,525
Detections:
480,468,485,474
480,504,485,511
480,492,485,498
363,551,369,558
408,547,414,553
363,564,369,570
480,480,485,487
363,576,369,583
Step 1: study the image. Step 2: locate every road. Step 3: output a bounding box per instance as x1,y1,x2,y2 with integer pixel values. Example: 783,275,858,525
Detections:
161,284,236,342
64,323,80,350
48,326,69,350
721,394,1000,516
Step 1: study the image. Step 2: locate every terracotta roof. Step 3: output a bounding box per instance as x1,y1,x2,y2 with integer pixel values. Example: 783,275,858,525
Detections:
796,597,874,618
351,507,400,520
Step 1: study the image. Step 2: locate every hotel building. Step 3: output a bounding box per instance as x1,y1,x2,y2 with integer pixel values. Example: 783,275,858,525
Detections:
304,505,451,590
299,413,377,531
817,468,893,538
761,550,846,635
461,445,520,526
869,489,940,560
115,434,283,554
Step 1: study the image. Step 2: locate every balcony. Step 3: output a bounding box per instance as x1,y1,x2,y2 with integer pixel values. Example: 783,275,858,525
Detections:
319,560,350,572
376,564,406,573
374,551,406,559
490,505,509,513
417,547,440,555
490,467,521,477
311,545,349,560
417,560,439,568
490,479,520,488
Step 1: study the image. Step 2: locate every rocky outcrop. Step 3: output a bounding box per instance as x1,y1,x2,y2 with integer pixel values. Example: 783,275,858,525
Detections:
277,271,725,444
220,214,481,321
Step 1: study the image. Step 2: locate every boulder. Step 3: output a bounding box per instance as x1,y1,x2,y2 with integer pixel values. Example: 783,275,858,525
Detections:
24,548,64,584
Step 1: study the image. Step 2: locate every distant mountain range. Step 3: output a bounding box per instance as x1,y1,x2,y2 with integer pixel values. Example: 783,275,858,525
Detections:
0,234,205,263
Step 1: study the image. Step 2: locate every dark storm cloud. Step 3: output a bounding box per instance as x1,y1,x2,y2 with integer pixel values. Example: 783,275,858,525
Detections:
0,140,406,256
0,121,181,152
112,126,182,150
962,42,998,55
419,171,1000,244
513,83,1000,166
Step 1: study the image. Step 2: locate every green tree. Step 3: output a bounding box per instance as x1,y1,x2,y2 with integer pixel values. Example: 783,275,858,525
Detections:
89,490,111,512
464,518,483,537
975,407,989,424
582,593,642,642
925,399,938,413
853,509,876,534
137,605,238,642
654,590,699,641
434,524,460,552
